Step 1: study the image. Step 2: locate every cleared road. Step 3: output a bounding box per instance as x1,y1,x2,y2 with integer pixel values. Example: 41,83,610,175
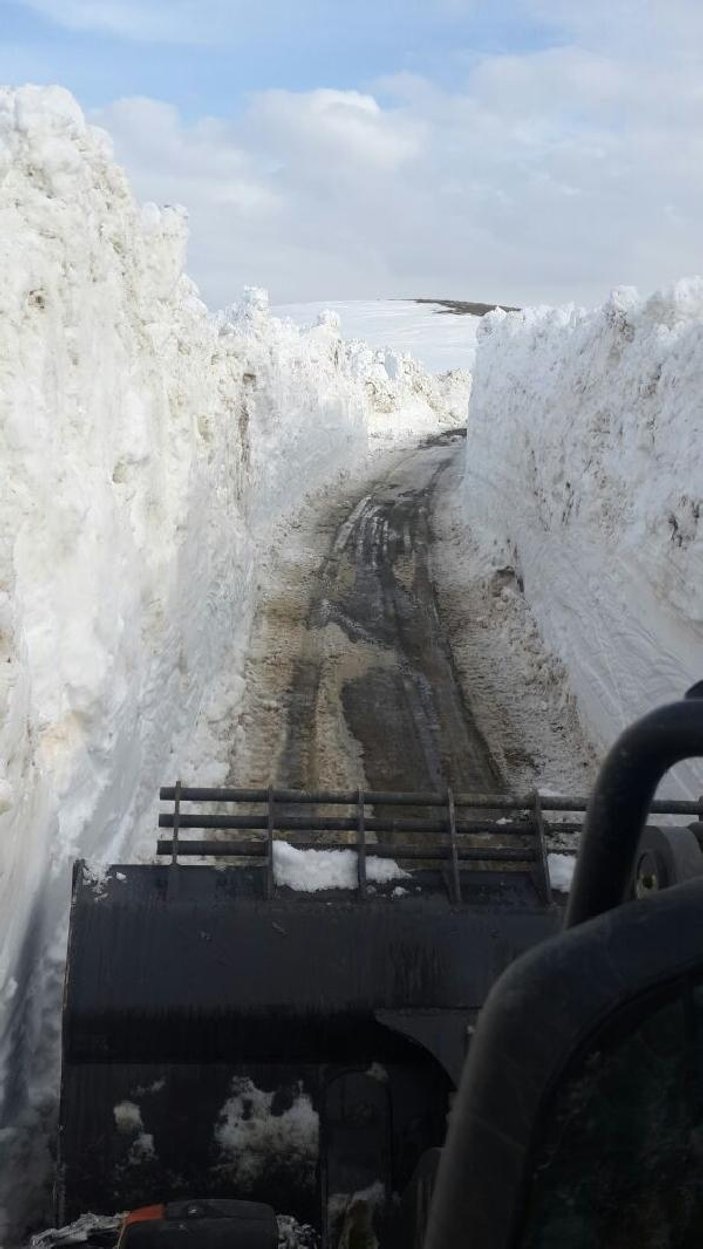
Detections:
272,432,502,798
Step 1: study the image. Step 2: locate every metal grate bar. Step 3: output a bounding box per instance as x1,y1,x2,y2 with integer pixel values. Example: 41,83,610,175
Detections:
532,789,553,907
158,813,580,835
171,780,182,867
156,840,537,863
447,786,461,904
357,788,367,898
266,788,275,900
159,785,703,817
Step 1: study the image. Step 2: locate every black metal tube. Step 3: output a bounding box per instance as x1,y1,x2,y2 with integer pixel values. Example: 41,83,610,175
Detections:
155,839,536,862
532,789,552,907
158,784,703,816
266,787,275,901
565,699,703,929
159,785,504,806
357,788,367,898
447,787,461,904
157,812,555,835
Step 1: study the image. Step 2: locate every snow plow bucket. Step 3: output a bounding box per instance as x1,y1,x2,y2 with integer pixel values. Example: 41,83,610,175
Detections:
58,785,567,1236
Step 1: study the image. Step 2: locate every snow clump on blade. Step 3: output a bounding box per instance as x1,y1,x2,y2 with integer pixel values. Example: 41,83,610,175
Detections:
113,1101,143,1133
547,853,577,893
215,1078,319,1190
272,841,409,891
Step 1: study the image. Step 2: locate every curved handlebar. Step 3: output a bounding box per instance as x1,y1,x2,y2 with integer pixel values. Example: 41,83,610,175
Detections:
565,696,703,929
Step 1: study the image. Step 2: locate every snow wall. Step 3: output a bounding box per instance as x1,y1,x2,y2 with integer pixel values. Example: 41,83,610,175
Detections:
0,85,460,1234
464,282,703,795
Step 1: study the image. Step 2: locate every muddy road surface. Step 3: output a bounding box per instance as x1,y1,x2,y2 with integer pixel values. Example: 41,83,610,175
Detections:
239,432,502,798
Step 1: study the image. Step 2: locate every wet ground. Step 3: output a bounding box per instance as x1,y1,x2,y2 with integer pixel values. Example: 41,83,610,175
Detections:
261,432,502,798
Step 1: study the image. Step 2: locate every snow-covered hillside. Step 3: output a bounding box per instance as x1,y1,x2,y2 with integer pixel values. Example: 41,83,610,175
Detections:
0,85,464,1238
275,299,480,374
463,283,703,795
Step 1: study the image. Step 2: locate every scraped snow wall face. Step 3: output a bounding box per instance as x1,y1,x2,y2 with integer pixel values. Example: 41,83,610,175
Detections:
217,298,366,534
464,283,703,795
0,84,392,1216
0,85,252,1090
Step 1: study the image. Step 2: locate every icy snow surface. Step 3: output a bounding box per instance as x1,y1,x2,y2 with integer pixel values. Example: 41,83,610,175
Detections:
547,853,576,893
463,283,703,798
275,299,480,374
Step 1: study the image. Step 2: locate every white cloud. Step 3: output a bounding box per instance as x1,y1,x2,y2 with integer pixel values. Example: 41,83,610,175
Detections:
251,90,426,173
101,98,279,214
526,0,703,53
92,1,703,308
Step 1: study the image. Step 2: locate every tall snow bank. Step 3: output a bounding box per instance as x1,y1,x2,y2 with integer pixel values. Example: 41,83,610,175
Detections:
0,85,368,1096
216,298,367,534
0,85,454,1239
464,281,703,794
0,85,252,1111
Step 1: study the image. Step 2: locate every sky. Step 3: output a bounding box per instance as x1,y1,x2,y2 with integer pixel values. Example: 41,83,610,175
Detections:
2,0,702,309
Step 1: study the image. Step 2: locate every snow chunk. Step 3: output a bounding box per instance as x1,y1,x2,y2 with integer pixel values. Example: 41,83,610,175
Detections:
276,1215,319,1248
132,1078,165,1096
12,84,86,136
273,841,409,891
548,853,577,893
368,856,410,884
128,1132,156,1163
328,1180,385,1246
30,1214,122,1248
113,1101,143,1133
216,1077,319,1189
81,863,110,899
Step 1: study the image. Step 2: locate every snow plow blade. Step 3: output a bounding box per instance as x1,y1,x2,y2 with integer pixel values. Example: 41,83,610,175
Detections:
58,785,567,1238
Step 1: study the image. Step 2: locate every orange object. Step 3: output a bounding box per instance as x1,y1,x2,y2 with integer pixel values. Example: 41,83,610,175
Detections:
122,1206,165,1227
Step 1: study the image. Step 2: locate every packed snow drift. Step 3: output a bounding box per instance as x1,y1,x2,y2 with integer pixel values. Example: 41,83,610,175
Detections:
463,284,703,796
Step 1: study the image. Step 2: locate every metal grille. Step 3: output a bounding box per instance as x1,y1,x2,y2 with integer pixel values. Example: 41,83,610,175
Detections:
157,784,703,906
